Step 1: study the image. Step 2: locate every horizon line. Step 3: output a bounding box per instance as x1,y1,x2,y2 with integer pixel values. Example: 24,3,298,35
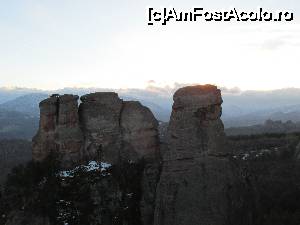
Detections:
1,84,300,93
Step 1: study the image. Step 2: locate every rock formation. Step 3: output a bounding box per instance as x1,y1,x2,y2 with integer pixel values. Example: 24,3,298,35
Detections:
154,85,246,225
166,84,228,160
32,92,160,165
32,94,84,166
32,92,161,225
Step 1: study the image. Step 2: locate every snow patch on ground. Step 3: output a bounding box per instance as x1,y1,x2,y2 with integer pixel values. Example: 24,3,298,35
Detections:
58,161,112,178
242,153,250,160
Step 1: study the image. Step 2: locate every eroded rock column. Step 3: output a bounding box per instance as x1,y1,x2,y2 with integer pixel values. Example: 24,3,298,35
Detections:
32,96,58,161
154,85,243,225
167,85,227,160
32,94,83,166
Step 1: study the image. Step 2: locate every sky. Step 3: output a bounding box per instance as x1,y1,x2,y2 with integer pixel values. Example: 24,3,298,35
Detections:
0,0,299,90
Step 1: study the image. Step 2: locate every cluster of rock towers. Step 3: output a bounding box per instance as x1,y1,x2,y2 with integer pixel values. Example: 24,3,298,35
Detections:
33,85,241,225
32,92,160,165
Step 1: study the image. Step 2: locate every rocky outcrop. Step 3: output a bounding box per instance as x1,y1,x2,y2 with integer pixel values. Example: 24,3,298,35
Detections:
154,85,246,225
32,94,83,166
32,92,161,225
32,93,161,165
166,85,228,160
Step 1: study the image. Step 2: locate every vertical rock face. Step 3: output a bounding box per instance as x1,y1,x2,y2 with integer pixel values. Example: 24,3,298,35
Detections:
154,85,244,225
121,101,160,162
32,96,58,162
32,95,83,166
121,101,161,225
56,95,84,164
79,92,123,163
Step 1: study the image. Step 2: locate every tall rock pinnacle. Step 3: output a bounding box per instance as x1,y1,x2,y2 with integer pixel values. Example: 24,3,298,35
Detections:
32,94,84,166
154,85,243,225
167,84,228,160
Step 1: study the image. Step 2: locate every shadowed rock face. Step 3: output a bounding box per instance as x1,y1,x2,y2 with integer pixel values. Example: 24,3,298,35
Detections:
32,92,161,225
121,101,160,162
121,101,161,225
154,85,245,225
79,92,123,163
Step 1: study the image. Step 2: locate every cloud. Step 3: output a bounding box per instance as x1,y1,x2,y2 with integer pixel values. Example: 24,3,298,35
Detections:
261,38,285,50
220,86,242,94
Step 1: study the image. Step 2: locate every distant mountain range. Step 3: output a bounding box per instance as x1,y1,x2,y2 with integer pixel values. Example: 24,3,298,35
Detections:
226,119,300,136
1,86,300,139
222,104,300,127
1,93,48,116
221,88,300,127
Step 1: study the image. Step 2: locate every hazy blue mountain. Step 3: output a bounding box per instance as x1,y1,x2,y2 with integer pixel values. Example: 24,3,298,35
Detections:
0,87,44,104
222,88,300,117
0,93,48,116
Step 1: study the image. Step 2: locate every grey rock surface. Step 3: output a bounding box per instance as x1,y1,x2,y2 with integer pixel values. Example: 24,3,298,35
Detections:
154,85,242,225
79,92,123,163
166,85,228,161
